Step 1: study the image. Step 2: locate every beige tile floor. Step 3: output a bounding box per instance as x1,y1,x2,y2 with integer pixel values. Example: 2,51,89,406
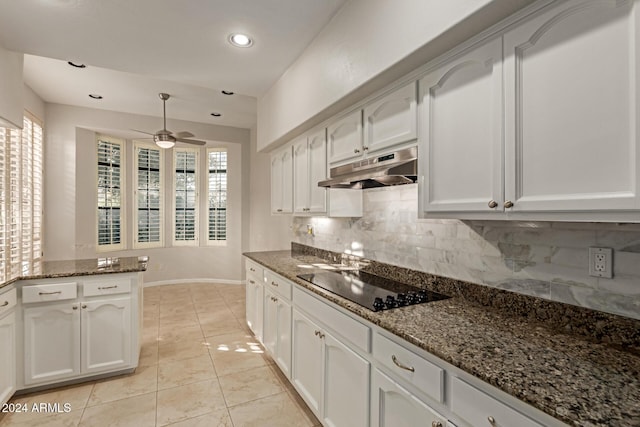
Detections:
0,283,320,427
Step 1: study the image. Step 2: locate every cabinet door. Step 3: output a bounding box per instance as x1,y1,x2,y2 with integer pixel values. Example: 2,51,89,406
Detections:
504,0,640,212
328,110,363,164
274,297,292,378
0,312,15,405
271,146,293,214
323,332,370,427
263,290,278,356
291,309,323,414
270,154,283,214
293,138,310,213
371,369,447,427
24,303,81,385
420,37,503,213
308,130,327,213
245,276,263,341
81,298,132,374
364,82,417,154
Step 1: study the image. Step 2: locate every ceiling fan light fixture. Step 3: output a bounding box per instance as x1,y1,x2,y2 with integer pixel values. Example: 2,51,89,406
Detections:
154,134,175,149
229,33,253,48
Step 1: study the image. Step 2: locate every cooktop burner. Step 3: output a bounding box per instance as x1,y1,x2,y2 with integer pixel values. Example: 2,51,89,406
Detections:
296,270,450,311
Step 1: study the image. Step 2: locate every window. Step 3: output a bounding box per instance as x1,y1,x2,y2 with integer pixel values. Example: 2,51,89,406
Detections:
97,135,124,251
207,149,227,243
134,143,163,248
174,148,198,244
0,113,43,281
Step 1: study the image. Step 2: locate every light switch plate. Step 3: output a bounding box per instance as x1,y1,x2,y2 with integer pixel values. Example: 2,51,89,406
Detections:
589,247,613,279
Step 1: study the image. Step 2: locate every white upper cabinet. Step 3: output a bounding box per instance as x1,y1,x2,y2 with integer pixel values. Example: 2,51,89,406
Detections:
293,129,327,215
0,45,23,129
271,145,293,214
419,37,504,213
327,109,363,165
364,82,418,155
503,0,640,213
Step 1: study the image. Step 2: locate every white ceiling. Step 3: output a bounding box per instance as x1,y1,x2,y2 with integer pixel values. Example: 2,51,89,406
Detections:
0,0,347,130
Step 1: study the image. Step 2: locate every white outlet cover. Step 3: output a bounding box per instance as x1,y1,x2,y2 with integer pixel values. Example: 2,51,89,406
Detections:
589,247,613,279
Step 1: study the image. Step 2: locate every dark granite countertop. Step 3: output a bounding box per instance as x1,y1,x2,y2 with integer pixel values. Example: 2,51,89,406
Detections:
244,249,640,427
0,256,148,290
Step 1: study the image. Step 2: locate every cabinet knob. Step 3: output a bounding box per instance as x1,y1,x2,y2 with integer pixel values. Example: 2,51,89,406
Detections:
271,281,279,287
488,200,498,208
314,330,320,336
272,296,278,302
276,209,283,213
354,148,360,154
363,146,369,151
504,200,514,208
249,268,256,272
82,304,87,309
488,416,496,425
318,332,325,339
72,305,78,310
249,280,255,285
432,422,443,427
0,301,8,307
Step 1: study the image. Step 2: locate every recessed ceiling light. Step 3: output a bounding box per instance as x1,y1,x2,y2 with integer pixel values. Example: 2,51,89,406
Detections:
68,61,86,68
229,33,253,48
89,94,103,100
210,112,222,117
221,90,234,96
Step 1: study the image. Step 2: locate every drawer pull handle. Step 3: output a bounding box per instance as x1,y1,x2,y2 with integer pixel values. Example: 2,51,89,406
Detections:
98,285,118,290
391,355,415,372
314,330,320,336
318,332,325,339
432,422,443,427
38,291,62,296
488,416,496,425
271,281,279,287
250,268,256,272
1,301,8,307
249,280,256,285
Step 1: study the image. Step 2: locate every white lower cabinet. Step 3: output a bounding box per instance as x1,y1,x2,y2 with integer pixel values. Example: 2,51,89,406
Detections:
263,287,292,378
23,302,81,385
245,259,264,342
371,369,447,427
292,308,370,427
81,298,131,374
0,287,17,405
20,274,140,388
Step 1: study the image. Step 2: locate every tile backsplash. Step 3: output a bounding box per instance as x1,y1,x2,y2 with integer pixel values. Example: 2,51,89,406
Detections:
292,184,640,320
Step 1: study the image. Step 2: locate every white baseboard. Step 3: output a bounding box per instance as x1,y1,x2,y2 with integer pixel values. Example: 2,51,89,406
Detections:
144,278,244,287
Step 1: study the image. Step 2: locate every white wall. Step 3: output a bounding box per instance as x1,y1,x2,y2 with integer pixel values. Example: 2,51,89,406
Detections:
44,103,250,284
257,0,536,150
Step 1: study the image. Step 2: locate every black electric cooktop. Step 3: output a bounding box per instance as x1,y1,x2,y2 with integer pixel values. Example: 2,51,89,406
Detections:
296,270,450,312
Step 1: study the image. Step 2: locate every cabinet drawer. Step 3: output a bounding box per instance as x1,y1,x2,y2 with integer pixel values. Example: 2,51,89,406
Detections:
83,279,131,297
373,333,443,403
264,270,292,300
0,288,17,316
450,376,543,427
293,287,370,352
23,282,78,303
245,259,264,278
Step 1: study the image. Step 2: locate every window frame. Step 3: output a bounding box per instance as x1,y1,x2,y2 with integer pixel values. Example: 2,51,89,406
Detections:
133,141,164,249
96,134,126,252
172,147,199,246
206,148,227,246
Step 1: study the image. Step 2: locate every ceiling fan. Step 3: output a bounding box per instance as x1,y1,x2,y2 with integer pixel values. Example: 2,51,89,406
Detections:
133,93,206,149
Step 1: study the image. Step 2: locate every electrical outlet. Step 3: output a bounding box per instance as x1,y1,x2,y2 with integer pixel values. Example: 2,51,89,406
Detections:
589,247,613,278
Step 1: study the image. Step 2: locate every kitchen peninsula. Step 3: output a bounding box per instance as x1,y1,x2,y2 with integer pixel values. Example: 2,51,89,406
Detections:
0,256,147,405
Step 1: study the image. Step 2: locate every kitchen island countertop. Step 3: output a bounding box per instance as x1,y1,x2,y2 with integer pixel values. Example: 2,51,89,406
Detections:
245,249,640,427
0,256,148,290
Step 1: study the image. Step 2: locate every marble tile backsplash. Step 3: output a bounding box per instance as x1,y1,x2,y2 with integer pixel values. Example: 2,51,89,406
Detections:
292,184,640,320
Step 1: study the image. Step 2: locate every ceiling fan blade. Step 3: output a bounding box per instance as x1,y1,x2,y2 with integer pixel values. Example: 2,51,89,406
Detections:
176,138,206,146
131,129,155,136
175,131,194,139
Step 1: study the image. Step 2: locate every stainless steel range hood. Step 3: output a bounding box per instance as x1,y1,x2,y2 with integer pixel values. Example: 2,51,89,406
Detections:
318,146,417,189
